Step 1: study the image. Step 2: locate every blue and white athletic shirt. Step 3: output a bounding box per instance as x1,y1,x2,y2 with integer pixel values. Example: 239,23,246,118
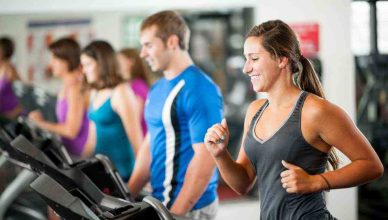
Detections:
144,65,223,210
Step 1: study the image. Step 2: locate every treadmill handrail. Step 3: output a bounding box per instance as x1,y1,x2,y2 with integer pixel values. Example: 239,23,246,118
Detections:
95,154,131,200
0,135,32,169
10,135,132,212
143,196,174,220
11,135,57,168
30,173,100,220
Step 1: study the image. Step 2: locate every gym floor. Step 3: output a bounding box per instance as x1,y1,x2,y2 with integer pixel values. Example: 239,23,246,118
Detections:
217,198,259,220
216,184,260,219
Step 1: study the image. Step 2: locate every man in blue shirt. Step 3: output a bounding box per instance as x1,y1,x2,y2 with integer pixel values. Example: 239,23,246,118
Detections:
128,10,223,220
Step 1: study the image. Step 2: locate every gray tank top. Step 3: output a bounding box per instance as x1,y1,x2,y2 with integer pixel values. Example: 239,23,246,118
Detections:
244,91,336,220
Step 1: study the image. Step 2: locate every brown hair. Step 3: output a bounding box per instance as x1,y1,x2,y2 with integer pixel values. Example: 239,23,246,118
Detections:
246,20,339,170
141,10,190,50
82,40,124,90
118,48,149,85
0,37,14,60
49,38,81,72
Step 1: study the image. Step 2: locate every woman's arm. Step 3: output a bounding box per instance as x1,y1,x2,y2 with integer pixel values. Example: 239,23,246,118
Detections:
280,98,384,194
82,121,96,157
1,63,20,81
29,84,85,139
314,101,383,189
205,100,265,195
9,65,20,81
213,136,257,195
111,83,143,156
135,96,145,120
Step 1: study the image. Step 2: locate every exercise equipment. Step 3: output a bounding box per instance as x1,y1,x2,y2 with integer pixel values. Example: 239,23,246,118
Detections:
0,117,73,220
10,135,188,220
0,118,127,219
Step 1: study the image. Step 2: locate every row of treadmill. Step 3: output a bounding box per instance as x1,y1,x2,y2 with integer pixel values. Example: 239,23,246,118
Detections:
0,116,189,220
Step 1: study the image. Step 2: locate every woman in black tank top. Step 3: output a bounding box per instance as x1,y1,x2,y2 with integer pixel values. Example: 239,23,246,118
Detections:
204,20,383,220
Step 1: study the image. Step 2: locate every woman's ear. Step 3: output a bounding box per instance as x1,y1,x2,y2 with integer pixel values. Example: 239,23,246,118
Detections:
278,56,289,69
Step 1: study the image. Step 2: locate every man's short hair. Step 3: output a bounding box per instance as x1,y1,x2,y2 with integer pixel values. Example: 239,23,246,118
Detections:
141,10,190,50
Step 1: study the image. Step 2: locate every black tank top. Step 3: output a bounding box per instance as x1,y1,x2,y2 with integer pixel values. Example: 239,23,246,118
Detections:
244,91,336,220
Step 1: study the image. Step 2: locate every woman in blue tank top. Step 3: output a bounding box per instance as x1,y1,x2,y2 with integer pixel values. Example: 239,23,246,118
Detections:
204,20,383,220
81,40,143,181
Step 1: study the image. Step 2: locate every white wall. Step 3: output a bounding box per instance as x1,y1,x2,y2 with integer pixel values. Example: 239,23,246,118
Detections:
0,0,356,219
256,1,356,220
0,15,28,80
0,0,257,14
0,12,128,84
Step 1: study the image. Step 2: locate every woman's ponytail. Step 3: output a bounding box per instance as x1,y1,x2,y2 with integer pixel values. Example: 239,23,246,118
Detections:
297,56,325,98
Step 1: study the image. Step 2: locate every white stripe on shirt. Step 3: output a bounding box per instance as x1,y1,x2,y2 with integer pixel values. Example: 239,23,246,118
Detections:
161,79,185,206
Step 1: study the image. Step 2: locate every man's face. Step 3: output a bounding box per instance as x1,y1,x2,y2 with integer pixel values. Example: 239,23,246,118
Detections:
139,26,173,72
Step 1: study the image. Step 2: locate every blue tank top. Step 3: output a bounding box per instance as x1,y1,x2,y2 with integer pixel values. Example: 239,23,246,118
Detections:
88,97,135,180
243,91,336,220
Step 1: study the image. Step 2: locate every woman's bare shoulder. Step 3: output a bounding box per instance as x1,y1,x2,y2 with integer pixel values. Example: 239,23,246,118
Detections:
303,93,350,125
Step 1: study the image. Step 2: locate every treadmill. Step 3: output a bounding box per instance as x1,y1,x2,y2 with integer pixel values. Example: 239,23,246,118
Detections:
10,135,188,220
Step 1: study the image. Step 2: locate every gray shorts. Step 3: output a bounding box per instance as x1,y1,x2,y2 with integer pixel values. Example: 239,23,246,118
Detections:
185,198,219,220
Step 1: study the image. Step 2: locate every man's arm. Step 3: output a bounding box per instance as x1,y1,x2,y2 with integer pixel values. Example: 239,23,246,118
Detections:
169,142,216,215
128,133,151,197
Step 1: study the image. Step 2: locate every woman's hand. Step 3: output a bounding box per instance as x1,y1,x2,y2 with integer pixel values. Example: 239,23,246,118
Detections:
280,160,326,194
28,110,44,124
204,119,230,158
